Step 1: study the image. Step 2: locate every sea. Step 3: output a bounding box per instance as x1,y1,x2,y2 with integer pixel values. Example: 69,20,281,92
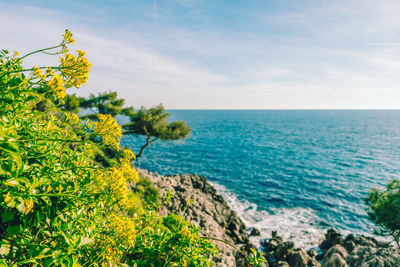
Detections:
119,110,400,248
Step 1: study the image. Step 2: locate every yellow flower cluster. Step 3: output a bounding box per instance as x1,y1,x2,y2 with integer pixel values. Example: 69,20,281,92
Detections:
32,66,43,78
99,214,137,263
59,50,91,89
66,112,80,124
121,162,139,183
4,192,11,203
46,67,54,75
179,227,195,241
47,74,65,99
95,161,139,207
108,214,136,247
62,29,75,45
122,149,136,162
92,114,122,149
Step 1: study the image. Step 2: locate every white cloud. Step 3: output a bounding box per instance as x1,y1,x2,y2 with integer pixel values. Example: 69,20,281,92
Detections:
1,0,400,109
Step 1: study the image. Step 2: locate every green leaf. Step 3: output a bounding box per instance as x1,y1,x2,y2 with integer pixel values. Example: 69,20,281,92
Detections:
78,237,94,247
0,259,8,267
41,196,52,206
6,225,20,235
5,198,16,208
1,210,14,223
16,199,25,214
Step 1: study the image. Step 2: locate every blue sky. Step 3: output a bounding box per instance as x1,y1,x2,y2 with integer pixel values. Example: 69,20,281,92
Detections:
1,0,400,109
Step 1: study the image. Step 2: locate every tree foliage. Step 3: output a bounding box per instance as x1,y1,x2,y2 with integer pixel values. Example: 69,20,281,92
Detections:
79,91,134,119
59,93,84,114
123,104,192,158
60,92,190,159
366,179,400,247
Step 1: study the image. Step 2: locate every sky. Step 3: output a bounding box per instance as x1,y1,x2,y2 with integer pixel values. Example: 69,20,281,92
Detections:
1,0,400,109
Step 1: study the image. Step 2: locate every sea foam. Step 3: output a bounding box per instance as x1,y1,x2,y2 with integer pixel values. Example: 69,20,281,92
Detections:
210,181,332,249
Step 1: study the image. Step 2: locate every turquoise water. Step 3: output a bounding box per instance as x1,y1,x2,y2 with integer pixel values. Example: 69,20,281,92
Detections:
120,110,400,247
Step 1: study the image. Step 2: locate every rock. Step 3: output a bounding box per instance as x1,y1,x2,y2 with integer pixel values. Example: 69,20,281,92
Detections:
308,248,318,258
249,227,261,236
355,235,376,247
261,233,284,254
347,245,400,267
138,170,400,267
322,253,348,267
319,229,344,251
321,245,348,267
137,169,251,267
276,241,295,261
273,261,290,267
324,245,348,260
286,248,309,267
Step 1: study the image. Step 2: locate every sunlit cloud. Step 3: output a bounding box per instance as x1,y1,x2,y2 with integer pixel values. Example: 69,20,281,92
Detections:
1,0,400,109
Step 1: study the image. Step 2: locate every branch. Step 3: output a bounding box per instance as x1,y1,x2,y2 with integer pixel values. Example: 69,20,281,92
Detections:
136,136,158,159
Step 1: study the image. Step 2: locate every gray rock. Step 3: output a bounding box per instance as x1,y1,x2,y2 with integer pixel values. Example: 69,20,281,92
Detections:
321,245,348,267
347,245,400,267
308,248,318,258
276,241,295,261
320,229,344,251
324,245,348,261
274,261,290,267
250,227,261,236
137,169,252,267
286,248,309,267
322,253,348,267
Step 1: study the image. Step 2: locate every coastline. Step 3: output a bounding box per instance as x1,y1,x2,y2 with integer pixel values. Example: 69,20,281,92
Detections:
137,169,400,267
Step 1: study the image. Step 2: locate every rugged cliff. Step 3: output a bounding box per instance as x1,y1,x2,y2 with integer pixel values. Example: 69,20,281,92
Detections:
138,169,399,267
138,169,253,266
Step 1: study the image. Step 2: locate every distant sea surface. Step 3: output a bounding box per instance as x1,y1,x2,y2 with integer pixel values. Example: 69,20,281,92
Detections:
120,110,400,248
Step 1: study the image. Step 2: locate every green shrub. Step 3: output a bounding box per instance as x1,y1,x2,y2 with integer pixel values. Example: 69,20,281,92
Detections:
132,175,160,204
366,179,400,247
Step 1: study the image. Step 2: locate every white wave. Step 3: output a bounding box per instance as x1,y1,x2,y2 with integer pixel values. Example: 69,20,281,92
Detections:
209,181,327,249
209,181,393,249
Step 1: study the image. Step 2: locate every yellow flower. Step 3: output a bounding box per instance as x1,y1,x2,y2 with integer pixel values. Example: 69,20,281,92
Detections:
32,66,45,79
46,67,54,75
98,214,137,263
66,112,80,124
14,50,20,56
23,198,34,215
108,214,137,247
59,50,91,89
120,162,139,183
63,29,75,45
121,149,136,162
4,192,11,203
94,162,138,207
179,227,195,241
47,74,65,98
91,114,122,149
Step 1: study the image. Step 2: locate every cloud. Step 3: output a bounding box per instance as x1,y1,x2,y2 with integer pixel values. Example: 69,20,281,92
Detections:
1,0,400,109
0,2,228,108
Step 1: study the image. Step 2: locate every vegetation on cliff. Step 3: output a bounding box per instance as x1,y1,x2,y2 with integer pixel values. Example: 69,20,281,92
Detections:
0,30,217,266
366,179,400,248
0,30,266,266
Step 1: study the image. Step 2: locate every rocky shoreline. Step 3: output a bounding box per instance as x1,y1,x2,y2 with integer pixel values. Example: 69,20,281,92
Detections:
138,170,399,266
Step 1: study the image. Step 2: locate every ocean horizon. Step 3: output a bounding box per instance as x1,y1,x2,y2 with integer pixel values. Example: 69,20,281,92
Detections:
120,110,400,248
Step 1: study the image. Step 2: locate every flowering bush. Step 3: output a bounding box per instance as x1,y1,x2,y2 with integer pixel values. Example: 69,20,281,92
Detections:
0,30,218,266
